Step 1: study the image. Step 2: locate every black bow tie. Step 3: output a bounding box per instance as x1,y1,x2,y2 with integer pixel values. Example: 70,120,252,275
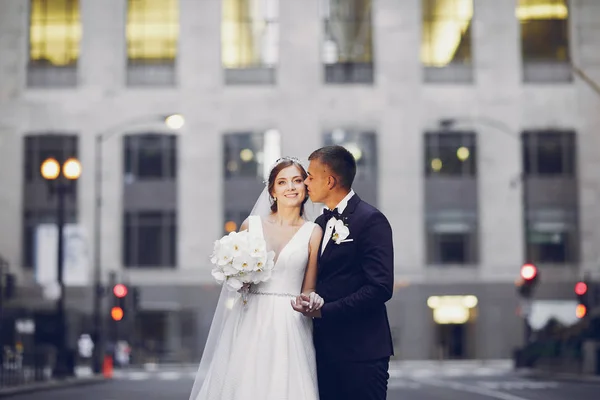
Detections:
323,208,341,220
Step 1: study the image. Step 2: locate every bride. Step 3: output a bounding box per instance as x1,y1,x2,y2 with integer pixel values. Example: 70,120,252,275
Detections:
189,157,324,400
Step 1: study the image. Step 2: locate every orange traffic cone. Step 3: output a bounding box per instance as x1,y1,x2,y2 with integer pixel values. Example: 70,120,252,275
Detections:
103,355,113,378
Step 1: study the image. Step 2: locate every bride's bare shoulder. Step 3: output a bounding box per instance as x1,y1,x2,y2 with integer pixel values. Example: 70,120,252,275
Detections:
239,217,250,232
310,223,323,240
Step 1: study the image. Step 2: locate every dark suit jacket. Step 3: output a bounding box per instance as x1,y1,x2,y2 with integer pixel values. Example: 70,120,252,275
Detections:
314,194,395,362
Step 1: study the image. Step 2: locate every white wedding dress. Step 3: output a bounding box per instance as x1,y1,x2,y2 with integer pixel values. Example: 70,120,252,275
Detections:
190,215,320,400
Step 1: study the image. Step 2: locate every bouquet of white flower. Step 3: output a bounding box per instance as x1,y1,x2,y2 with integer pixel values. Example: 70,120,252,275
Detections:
210,230,275,303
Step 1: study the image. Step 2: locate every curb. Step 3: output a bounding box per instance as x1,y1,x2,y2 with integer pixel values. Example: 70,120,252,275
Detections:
518,369,600,384
0,375,108,398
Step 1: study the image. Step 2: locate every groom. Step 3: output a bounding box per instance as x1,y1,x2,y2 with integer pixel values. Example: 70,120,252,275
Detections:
292,145,395,400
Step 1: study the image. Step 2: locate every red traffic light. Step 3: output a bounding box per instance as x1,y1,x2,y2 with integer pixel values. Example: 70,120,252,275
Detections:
575,282,588,296
111,306,124,321
113,284,128,298
520,264,537,281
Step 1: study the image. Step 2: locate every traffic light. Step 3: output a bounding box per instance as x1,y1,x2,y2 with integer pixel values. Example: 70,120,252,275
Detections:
517,263,539,298
575,280,589,319
111,283,128,321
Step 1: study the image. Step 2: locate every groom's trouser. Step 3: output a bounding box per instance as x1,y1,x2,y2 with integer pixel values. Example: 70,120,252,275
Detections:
317,356,390,400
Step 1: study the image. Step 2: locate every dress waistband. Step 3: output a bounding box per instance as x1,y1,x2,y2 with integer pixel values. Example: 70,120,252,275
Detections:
248,290,296,298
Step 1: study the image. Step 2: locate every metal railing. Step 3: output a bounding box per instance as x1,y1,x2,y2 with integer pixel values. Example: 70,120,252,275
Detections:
0,347,54,389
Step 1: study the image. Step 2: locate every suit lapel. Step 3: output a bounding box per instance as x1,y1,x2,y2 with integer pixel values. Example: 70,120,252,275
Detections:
316,215,326,262
320,194,361,264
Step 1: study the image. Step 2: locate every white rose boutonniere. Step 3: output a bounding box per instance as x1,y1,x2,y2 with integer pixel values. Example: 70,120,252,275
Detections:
331,219,350,244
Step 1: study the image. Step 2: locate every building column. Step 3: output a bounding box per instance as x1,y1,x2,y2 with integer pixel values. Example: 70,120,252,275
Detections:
473,0,523,278
278,0,321,157
0,0,27,271
377,0,424,277
178,0,222,273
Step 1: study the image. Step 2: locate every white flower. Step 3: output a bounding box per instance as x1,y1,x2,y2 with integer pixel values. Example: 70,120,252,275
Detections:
229,232,249,258
223,264,238,276
210,240,221,264
226,276,244,291
215,247,233,266
209,231,274,297
249,236,267,258
232,253,256,272
211,268,226,284
253,253,267,272
332,220,350,244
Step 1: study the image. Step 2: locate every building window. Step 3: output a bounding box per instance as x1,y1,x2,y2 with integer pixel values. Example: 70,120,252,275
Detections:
23,210,77,269
322,0,374,84
223,130,280,234
24,135,79,182
124,134,177,181
22,134,79,268
126,0,179,85
427,230,477,264
522,131,575,176
518,0,569,62
526,225,577,264
28,0,80,87
124,211,177,267
522,130,578,264
526,207,578,265
29,0,80,67
127,0,178,64
222,0,279,84
421,0,473,83
425,131,478,266
518,0,570,82
224,130,280,180
425,132,476,176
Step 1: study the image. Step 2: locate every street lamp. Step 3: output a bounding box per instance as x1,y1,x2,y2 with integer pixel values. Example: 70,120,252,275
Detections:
40,156,82,378
91,113,184,373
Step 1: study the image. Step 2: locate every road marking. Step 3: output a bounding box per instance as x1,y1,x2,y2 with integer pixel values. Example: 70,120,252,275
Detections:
158,371,181,380
128,371,150,381
478,381,559,390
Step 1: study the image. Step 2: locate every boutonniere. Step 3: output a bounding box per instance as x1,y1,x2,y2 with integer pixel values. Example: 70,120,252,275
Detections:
331,219,350,244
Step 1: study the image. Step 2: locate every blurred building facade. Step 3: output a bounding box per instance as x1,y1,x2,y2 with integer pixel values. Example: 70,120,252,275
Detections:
1,0,600,362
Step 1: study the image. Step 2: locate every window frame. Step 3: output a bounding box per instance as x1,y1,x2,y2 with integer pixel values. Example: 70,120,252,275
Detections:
424,131,477,177
123,133,178,181
123,210,177,268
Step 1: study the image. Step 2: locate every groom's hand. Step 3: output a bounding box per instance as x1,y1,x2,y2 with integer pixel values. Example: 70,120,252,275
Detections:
303,292,324,312
290,293,323,318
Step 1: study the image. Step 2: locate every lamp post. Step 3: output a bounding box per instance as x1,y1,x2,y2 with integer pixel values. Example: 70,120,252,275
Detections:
40,156,82,378
91,113,184,373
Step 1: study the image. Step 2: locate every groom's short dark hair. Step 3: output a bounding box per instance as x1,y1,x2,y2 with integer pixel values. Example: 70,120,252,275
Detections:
309,145,357,190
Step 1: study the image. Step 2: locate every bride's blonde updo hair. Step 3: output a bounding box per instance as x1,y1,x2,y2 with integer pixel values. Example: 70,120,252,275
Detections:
266,157,309,215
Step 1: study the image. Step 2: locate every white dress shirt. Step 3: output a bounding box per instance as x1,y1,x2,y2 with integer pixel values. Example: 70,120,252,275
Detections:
321,190,355,254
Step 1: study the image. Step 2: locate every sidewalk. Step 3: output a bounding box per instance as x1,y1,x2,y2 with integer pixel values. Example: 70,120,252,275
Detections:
0,374,108,398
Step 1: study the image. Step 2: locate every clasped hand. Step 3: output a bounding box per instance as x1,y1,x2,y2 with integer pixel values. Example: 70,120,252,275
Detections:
291,292,324,318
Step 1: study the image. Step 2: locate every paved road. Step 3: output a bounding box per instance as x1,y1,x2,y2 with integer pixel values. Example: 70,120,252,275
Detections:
4,361,598,400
